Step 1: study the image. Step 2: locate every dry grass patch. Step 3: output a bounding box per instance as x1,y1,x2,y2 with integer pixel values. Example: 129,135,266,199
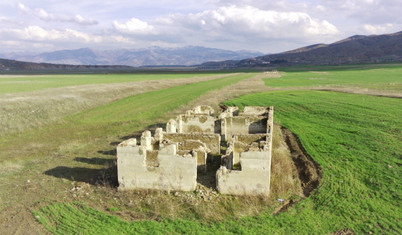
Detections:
147,72,281,125
80,122,303,223
0,74,233,137
311,86,402,98
270,124,303,200
0,159,25,177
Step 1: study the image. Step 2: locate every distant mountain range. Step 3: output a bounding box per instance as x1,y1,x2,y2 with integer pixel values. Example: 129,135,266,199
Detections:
0,58,132,72
200,31,402,69
1,31,401,72
2,46,263,67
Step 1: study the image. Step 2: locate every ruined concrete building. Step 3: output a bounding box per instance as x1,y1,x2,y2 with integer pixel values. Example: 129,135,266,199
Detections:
117,105,274,195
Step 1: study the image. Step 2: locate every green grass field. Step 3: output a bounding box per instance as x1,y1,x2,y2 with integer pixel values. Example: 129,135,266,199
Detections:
1,66,401,234
0,73,253,163
0,73,219,94
266,65,402,91
33,90,401,234
1,72,262,233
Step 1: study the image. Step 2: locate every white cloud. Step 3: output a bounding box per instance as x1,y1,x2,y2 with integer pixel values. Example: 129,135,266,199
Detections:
363,23,394,34
17,3,30,12
1,25,102,43
73,15,97,25
0,16,9,22
158,6,339,39
18,3,98,25
113,18,155,34
108,35,136,44
1,1,400,53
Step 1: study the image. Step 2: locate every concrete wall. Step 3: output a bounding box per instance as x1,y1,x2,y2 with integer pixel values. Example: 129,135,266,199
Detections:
221,116,267,141
178,139,208,172
230,134,267,164
163,133,220,154
240,106,269,116
267,106,274,137
188,105,214,115
117,140,197,191
216,106,274,196
216,149,271,195
177,114,215,134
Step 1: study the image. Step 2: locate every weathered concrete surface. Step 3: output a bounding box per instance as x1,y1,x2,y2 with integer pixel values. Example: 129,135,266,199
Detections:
216,170,270,196
187,105,215,115
177,139,209,172
177,114,215,134
240,106,269,116
117,105,274,196
163,133,220,155
217,143,272,195
176,105,215,134
221,116,267,141
216,106,274,196
231,134,268,164
117,140,197,191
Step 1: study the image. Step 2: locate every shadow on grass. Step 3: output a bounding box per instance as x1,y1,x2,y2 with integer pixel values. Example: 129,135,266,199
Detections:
97,149,117,156
44,163,118,187
45,122,193,188
99,123,165,155
74,157,114,165
118,122,166,142
43,125,169,187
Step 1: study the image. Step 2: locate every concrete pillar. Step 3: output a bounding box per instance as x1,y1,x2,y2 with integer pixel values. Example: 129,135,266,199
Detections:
155,128,163,141
177,116,183,133
166,119,177,133
140,130,153,150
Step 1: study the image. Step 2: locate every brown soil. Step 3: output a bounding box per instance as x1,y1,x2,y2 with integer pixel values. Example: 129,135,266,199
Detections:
272,127,322,214
281,127,322,197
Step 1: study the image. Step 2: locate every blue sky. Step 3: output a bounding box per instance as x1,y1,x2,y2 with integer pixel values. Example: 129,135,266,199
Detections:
0,0,400,53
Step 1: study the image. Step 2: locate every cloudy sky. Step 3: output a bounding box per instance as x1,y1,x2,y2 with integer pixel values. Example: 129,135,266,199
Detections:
0,0,401,54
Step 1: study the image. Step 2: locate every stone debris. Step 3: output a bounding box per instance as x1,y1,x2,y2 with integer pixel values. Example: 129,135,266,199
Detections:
117,105,274,196
69,182,91,198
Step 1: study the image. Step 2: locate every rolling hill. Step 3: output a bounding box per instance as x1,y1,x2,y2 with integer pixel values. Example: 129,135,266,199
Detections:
200,31,402,69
